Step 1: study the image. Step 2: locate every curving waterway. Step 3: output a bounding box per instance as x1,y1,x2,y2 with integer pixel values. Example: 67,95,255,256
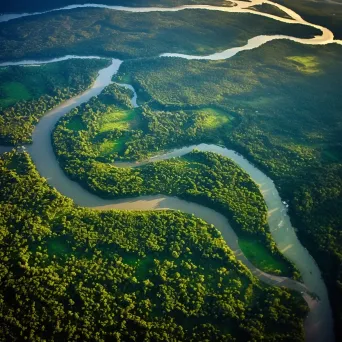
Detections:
3,58,327,342
0,0,341,64
0,0,339,340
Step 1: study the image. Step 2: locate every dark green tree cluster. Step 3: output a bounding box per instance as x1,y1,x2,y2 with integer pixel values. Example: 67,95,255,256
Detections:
0,150,308,341
0,58,109,144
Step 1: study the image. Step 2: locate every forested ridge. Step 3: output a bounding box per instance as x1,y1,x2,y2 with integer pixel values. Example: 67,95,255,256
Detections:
0,59,109,144
0,150,308,341
114,40,342,338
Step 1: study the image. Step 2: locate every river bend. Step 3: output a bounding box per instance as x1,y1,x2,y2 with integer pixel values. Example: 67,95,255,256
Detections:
0,1,339,340
9,59,329,342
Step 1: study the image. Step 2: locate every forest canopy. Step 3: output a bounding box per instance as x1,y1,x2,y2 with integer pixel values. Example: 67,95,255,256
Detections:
0,150,308,341
114,40,342,336
0,58,109,144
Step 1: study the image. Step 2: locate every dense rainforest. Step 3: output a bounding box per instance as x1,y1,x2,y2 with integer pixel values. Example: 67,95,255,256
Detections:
0,150,308,341
52,85,297,278
0,59,109,144
114,40,342,338
0,0,341,339
53,83,234,162
0,7,320,62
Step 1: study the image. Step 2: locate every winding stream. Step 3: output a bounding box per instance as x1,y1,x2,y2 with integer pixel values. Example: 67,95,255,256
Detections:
0,0,339,340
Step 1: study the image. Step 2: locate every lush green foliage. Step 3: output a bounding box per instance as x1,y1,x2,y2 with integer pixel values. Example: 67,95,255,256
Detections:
0,7,320,62
53,89,296,277
0,59,109,144
0,151,308,341
115,40,342,337
1,1,340,338
54,83,236,161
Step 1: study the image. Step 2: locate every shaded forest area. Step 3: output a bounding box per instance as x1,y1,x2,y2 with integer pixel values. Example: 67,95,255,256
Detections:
0,150,308,341
274,0,342,39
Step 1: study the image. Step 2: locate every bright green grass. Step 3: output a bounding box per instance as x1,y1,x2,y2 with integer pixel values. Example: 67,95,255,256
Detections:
192,107,234,130
239,238,293,276
99,109,138,133
286,56,320,74
0,82,32,108
98,137,129,156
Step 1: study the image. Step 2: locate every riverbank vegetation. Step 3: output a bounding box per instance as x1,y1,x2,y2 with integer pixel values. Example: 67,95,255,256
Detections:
0,150,308,341
0,58,109,144
53,88,296,278
114,40,342,338
54,83,236,162
0,7,320,62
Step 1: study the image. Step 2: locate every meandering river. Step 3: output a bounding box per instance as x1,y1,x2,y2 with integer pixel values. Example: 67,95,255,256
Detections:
0,0,339,340
9,58,328,342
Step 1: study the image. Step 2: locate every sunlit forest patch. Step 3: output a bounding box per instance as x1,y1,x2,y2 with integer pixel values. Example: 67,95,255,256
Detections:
99,109,139,132
286,56,320,74
0,150,308,341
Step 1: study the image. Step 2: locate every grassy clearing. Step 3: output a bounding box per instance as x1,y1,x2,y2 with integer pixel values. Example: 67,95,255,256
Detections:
239,238,293,276
192,107,235,130
0,82,32,108
115,74,133,84
95,108,139,157
98,137,129,156
99,109,138,133
0,65,57,109
286,56,320,74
